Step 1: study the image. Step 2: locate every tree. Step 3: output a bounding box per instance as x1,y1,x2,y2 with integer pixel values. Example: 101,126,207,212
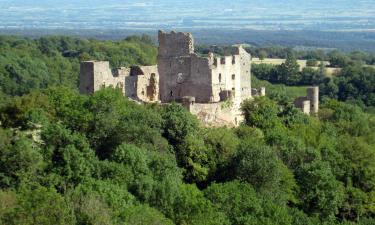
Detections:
279,53,300,85
233,140,297,203
306,59,318,67
296,161,345,219
205,180,292,225
172,184,229,225
124,205,174,225
203,127,239,181
259,50,268,60
2,185,75,225
0,129,44,188
241,97,282,130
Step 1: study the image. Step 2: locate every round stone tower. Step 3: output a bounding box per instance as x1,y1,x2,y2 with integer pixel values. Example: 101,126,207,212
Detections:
307,86,319,114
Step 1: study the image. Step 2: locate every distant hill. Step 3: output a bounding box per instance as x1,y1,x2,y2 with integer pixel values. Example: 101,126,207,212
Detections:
0,0,374,31
1,28,374,52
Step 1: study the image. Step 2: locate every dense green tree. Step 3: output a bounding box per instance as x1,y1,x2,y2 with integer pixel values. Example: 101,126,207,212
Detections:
279,54,300,85
0,129,44,188
241,97,282,129
205,180,292,225
1,185,75,225
296,161,345,219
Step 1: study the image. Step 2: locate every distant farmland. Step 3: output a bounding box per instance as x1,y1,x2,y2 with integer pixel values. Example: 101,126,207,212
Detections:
251,58,342,76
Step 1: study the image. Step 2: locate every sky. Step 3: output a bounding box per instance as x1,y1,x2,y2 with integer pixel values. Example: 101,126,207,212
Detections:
0,0,374,31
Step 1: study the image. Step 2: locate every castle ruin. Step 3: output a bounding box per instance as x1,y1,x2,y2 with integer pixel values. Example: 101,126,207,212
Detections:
79,61,159,102
79,30,318,126
157,31,252,125
293,86,319,115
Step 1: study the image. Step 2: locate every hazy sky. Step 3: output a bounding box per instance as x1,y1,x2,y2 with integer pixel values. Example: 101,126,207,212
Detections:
0,0,374,30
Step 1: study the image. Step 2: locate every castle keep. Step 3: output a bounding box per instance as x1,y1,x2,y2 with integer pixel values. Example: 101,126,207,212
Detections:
79,30,318,125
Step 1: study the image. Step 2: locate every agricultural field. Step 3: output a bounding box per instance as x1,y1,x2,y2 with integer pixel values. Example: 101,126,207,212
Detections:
252,57,340,76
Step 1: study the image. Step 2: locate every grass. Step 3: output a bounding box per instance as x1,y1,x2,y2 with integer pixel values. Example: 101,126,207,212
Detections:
252,76,307,100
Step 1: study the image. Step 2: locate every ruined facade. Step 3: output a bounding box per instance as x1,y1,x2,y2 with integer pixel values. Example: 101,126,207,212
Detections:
79,30,253,126
79,61,159,102
158,31,252,105
79,31,319,125
293,86,319,115
157,31,252,126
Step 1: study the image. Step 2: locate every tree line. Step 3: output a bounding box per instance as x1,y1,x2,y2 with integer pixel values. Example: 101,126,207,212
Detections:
251,54,375,111
0,35,374,224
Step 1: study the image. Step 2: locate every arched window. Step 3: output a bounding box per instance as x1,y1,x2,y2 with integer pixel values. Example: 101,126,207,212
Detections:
232,74,235,80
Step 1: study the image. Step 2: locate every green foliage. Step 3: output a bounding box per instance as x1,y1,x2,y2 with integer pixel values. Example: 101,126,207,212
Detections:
241,97,282,129
251,49,375,109
1,37,375,224
123,205,175,225
0,129,44,188
205,180,292,225
234,141,297,204
2,185,75,225
0,35,157,96
296,161,346,219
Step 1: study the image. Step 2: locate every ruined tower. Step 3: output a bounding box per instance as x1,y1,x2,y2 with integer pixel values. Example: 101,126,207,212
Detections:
307,86,319,114
157,30,252,104
293,86,319,115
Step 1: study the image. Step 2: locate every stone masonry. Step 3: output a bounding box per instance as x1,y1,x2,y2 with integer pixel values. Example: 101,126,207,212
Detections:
80,30,318,126
293,86,319,115
80,30,253,126
157,30,252,126
79,61,159,102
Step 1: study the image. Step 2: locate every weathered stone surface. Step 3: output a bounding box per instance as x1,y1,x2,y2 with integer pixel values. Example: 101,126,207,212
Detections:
157,31,252,105
80,30,257,126
79,62,159,102
293,86,319,115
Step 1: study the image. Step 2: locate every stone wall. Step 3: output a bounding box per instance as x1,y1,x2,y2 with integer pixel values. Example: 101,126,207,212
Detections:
79,61,159,102
157,30,252,106
79,61,128,95
251,87,266,97
293,86,319,115
183,101,243,127
81,30,255,127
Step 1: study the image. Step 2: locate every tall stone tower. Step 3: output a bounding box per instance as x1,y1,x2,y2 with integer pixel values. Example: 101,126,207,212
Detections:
157,30,215,103
157,30,252,104
307,86,319,114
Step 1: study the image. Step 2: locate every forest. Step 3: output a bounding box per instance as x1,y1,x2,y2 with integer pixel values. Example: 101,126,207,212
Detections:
0,35,375,225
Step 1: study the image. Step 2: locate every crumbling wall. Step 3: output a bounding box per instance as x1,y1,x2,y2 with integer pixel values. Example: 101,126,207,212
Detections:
80,61,159,102
251,87,266,97
158,30,252,106
236,46,252,100
187,102,243,127
132,65,159,102
79,61,128,95
293,86,319,115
